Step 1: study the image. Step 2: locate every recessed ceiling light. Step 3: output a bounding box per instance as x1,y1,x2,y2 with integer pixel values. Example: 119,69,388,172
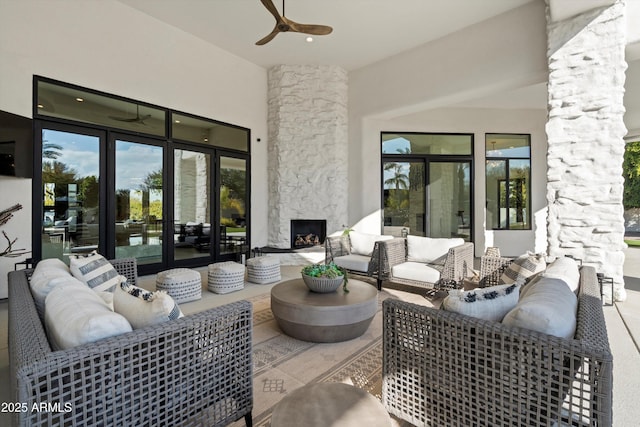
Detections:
175,120,181,124
75,97,84,102
37,104,44,109
203,138,209,142
306,36,313,43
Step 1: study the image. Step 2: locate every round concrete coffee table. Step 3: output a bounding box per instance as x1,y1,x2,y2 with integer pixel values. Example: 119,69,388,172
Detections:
270,278,378,343
271,382,391,427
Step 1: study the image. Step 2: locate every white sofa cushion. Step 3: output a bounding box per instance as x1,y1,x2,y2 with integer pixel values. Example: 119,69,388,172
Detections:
406,236,465,264
349,231,393,256
442,283,520,322
333,254,371,273
69,250,120,293
392,261,441,284
502,277,578,339
541,256,580,293
113,279,183,329
29,258,72,318
44,277,132,350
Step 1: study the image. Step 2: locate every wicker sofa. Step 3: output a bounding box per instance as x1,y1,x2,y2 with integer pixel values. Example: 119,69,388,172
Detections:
377,236,474,291
8,258,253,427
382,265,613,426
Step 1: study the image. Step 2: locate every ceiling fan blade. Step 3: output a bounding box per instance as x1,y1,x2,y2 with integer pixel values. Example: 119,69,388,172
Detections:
256,26,281,45
288,21,333,36
260,0,282,22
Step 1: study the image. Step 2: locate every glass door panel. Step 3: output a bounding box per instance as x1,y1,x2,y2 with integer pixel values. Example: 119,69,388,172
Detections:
41,128,100,263
174,149,212,261
383,160,425,237
428,162,471,239
219,156,247,259
114,140,163,264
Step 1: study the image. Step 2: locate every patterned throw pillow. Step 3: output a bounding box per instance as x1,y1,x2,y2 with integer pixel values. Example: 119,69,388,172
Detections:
113,278,183,329
69,251,120,293
441,283,520,322
499,252,546,286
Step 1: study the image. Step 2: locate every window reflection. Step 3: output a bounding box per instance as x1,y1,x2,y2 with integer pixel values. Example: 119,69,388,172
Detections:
115,140,163,263
41,129,100,262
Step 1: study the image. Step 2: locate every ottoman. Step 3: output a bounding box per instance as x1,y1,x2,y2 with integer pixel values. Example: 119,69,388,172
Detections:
246,256,281,284
155,268,202,304
208,261,245,294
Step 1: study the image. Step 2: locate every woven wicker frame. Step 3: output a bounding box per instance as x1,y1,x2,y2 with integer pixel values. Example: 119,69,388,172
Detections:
9,258,253,427
375,238,474,290
479,254,514,287
382,265,612,426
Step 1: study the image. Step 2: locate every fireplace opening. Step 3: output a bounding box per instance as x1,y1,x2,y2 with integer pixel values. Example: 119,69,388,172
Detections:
291,219,327,249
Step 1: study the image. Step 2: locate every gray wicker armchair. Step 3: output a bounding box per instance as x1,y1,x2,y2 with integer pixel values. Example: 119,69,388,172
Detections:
9,258,253,427
382,265,612,426
376,237,474,291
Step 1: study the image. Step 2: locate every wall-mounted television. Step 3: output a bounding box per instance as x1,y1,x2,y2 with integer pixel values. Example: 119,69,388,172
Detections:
0,110,33,178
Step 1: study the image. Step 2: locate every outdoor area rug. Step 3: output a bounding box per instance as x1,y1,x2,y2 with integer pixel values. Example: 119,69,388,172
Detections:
229,288,418,427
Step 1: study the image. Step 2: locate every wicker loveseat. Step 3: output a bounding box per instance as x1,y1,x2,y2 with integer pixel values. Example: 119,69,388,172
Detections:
382,265,612,426
377,236,474,291
8,258,253,427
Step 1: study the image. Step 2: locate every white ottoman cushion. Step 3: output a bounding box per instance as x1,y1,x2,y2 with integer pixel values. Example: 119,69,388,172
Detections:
208,261,245,294
156,268,202,303
333,254,371,274
247,256,281,284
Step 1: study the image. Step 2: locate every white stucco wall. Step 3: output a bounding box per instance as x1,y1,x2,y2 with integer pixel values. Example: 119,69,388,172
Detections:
0,0,269,268
348,1,549,255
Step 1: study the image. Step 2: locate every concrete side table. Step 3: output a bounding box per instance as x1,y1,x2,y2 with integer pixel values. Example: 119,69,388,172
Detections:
270,278,377,343
271,382,391,427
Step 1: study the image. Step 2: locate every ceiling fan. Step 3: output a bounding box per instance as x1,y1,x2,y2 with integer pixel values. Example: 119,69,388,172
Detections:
109,105,151,124
256,0,333,45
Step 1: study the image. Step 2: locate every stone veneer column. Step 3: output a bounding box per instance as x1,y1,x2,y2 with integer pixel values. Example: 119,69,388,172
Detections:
267,65,349,248
545,1,627,302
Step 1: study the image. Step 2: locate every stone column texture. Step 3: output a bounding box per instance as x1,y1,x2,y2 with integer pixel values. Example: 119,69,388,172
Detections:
267,65,348,248
545,1,627,302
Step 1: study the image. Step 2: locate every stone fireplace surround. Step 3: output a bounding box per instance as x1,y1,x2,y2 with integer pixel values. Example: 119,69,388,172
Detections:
266,65,349,249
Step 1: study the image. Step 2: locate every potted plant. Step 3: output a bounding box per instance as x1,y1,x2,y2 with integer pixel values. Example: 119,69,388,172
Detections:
301,262,349,293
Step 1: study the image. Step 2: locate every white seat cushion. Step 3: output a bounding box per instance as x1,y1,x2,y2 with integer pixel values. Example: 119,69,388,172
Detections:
406,236,465,263
333,254,371,273
44,277,132,350
502,277,577,339
349,231,393,256
392,261,441,284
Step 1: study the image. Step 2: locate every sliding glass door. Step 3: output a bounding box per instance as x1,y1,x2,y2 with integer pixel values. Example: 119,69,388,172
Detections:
381,132,474,240
218,154,248,260
173,148,212,262
38,125,103,263
113,137,164,265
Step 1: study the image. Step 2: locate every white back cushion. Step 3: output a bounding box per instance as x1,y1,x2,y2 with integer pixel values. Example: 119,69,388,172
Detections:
30,258,72,318
542,256,580,292
44,277,132,350
502,277,578,339
349,231,393,256
407,236,464,263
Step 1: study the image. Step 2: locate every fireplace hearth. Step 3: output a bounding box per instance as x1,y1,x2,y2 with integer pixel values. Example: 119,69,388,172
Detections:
291,219,327,248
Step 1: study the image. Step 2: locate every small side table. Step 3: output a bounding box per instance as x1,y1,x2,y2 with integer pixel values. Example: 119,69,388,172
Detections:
271,383,391,427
